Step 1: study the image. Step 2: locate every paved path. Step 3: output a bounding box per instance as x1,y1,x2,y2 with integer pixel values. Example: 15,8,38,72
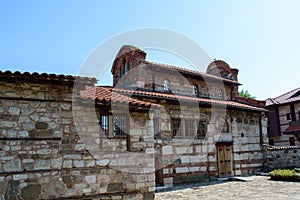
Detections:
155,176,300,200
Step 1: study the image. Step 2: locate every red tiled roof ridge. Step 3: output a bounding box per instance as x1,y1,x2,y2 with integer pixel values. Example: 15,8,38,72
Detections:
274,87,300,99
110,87,266,112
80,86,160,108
266,87,300,106
142,61,239,84
0,70,98,83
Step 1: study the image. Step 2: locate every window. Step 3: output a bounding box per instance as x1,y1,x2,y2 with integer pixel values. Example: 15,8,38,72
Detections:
120,66,125,77
163,80,169,91
171,118,181,137
100,115,109,135
153,118,160,138
287,113,291,120
170,118,206,139
222,120,229,133
192,85,198,95
125,62,131,72
114,114,127,137
185,119,195,137
217,117,229,133
215,87,223,99
197,121,206,138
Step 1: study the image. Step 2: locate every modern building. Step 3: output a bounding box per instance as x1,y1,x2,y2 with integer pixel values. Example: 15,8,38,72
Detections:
266,88,300,146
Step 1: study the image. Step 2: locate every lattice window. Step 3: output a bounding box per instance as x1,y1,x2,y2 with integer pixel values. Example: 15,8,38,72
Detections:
114,114,127,137
100,115,109,136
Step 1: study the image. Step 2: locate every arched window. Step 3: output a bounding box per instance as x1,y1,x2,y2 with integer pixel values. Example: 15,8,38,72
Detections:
217,117,229,133
192,85,198,95
216,88,223,99
125,62,130,72
164,80,169,91
120,65,125,76
222,119,229,133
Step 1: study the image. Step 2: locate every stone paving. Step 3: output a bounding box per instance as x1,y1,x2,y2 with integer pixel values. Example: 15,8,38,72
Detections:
155,176,300,200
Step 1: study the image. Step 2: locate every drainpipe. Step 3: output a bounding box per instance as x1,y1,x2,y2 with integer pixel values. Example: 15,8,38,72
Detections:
259,112,268,145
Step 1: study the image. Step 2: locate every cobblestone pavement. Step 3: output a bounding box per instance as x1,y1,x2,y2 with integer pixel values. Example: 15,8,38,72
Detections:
155,176,300,200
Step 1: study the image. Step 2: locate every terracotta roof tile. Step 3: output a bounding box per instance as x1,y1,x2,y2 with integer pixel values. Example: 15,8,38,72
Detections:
283,122,300,134
81,86,159,107
82,86,266,112
266,87,300,106
0,70,97,83
143,61,240,84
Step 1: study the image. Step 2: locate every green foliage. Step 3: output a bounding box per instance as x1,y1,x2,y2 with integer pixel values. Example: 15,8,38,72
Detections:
239,89,256,99
270,169,300,181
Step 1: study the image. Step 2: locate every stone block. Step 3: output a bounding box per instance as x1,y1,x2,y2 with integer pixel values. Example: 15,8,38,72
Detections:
13,174,28,181
107,183,124,192
85,175,96,184
21,184,41,200
8,106,20,115
35,122,49,129
144,192,155,200
162,146,173,154
5,180,20,200
44,179,65,196
175,167,189,173
34,160,50,170
4,159,21,172
62,175,76,184
21,108,34,115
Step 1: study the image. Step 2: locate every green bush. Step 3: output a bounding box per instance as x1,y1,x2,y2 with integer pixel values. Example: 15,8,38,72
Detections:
270,169,300,181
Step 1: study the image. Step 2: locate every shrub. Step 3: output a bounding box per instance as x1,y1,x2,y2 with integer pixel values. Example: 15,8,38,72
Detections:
270,169,300,181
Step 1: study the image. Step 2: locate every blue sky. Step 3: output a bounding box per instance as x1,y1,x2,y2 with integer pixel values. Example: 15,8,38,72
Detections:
1,0,299,100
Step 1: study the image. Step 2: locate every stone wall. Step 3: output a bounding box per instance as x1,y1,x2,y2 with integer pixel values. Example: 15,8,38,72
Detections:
151,100,266,186
266,147,300,170
0,80,155,200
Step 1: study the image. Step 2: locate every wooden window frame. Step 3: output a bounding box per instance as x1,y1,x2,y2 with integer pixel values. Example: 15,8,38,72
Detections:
196,120,207,139
287,113,291,120
153,117,160,138
184,119,195,138
171,118,182,137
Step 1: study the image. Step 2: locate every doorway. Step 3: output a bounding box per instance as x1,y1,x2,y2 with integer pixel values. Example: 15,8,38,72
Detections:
216,143,233,178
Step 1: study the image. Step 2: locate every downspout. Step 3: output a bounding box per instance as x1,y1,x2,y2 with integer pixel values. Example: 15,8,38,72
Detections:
259,112,268,145
259,111,268,172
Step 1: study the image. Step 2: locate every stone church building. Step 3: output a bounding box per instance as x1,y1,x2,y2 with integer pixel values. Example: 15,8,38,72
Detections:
0,45,267,199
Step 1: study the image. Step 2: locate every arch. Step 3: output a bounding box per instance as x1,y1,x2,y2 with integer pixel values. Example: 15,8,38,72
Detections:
163,79,170,91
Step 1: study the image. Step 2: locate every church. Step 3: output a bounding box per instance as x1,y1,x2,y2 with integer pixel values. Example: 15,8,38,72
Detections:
0,45,267,199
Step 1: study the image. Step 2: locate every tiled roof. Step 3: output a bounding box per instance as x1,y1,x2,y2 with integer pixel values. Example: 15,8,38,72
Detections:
266,87,300,106
143,61,240,84
80,86,159,107
283,122,300,134
82,86,266,112
0,70,97,83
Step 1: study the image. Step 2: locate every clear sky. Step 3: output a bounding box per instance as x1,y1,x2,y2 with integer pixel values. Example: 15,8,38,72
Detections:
1,0,299,100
